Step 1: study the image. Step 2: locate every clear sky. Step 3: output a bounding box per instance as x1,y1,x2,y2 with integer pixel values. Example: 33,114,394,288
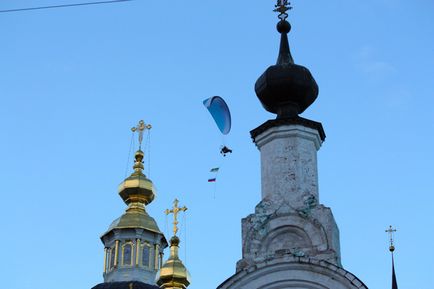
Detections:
1,0,433,288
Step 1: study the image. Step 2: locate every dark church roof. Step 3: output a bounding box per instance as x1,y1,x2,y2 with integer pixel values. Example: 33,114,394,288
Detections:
92,282,159,289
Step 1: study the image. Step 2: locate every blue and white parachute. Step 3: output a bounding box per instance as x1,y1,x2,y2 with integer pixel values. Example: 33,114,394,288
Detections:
202,96,231,135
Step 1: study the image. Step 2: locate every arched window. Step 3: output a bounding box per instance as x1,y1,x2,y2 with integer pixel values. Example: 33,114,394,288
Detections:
122,243,133,266
141,244,150,267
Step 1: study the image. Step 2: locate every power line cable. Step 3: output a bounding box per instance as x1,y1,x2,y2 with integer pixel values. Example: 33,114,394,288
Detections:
0,0,134,13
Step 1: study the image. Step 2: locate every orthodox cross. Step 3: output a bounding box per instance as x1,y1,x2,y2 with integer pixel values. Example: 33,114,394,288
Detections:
131,120,152,149
273,0,292,20
165,199,188,236
385,225,397,252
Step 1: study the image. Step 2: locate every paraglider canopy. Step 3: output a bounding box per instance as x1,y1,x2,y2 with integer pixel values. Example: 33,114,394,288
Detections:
203,96,231,135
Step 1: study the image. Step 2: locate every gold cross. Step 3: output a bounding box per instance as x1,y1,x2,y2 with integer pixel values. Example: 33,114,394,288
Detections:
385,225,397,251
165,199,187,236
131,120,152,149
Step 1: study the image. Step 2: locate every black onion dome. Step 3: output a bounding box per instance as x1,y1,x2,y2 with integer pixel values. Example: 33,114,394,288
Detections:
255,20,318,118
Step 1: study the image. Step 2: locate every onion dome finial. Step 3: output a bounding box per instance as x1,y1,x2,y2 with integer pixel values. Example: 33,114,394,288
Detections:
255,1,319,118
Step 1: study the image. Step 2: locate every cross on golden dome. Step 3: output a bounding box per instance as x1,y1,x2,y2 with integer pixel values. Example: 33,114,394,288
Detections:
165,199,188,236
131,120,152,149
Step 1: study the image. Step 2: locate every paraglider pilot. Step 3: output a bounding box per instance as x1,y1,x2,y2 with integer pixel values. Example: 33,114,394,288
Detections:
203,96,233,157
220,146,232,157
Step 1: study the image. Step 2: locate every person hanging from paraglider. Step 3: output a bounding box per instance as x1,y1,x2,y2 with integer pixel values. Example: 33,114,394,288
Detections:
203,96,232,157
203,95,233,187
220,145,232,157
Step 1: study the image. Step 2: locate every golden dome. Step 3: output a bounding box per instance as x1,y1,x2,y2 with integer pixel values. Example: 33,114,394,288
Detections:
101,149,165,240
118,150,156,206
104,209,163,235
156,236,191,289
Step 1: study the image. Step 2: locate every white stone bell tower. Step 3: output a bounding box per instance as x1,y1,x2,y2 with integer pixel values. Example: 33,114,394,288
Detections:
243,118,342,268
218,2,367,288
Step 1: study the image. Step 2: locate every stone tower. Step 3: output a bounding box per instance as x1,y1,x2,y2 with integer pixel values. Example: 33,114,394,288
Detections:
218,3,368,289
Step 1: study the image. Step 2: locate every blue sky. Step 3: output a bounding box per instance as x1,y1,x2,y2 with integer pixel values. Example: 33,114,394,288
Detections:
1,0,433,288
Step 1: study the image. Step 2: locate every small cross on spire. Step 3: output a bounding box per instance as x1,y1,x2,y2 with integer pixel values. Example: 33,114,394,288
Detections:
273,0,292,20
385,225,397,252
131,120,152,149
165,199,188,236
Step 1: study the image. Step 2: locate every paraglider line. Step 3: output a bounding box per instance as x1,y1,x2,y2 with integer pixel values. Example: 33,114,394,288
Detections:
212,174,218,199
210,159,225,199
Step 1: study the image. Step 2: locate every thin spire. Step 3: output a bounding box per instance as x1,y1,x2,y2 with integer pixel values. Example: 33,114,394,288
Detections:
386,225,398,289
273,0,294,65
391,256,398,289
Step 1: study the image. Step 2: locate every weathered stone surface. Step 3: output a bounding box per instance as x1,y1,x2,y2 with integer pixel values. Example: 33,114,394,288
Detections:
238,200,341,272
218,121,367,289
255,124,322,208
236,122,341,269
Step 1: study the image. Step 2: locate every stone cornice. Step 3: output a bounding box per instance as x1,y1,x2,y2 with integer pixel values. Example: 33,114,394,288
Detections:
250,117,326,142
92,281,159,289
217,257,368,289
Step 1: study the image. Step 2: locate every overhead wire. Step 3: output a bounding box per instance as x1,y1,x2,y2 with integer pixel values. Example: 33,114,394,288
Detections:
0,0,134,13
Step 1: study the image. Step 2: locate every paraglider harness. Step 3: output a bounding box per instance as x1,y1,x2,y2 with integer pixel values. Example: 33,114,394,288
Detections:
220,146,232,157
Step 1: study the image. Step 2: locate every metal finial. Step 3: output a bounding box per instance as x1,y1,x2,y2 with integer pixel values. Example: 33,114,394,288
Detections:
385,225,397,252
131,120,152,149
165,199,188,236
273,0,292,20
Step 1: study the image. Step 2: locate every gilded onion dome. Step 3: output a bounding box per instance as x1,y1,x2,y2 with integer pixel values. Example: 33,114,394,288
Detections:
102,149,162,235
119,149,155,207
156,236,191,289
